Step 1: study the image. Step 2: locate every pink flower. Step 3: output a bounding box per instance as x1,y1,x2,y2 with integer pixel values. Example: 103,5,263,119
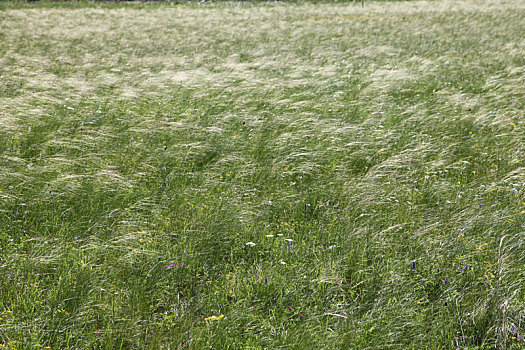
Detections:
166,264,175,269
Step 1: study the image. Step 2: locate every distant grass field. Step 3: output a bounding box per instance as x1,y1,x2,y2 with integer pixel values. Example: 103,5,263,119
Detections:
1,0,525,348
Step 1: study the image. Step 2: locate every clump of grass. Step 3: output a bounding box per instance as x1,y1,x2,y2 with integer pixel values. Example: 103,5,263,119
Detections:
1,0,525,348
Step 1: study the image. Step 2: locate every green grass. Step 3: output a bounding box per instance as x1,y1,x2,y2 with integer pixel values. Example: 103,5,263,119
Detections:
1,0,525,348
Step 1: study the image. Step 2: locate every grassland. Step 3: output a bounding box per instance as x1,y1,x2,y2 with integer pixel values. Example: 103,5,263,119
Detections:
1,0,525,348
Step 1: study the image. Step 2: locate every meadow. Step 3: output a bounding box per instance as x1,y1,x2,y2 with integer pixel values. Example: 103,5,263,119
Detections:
1,0,524,348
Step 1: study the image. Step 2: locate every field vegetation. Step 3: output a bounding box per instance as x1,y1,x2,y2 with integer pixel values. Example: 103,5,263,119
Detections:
1,0,524,348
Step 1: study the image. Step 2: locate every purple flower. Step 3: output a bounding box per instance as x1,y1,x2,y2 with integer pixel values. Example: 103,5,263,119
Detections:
412,261,416,269
265,276,268,285
288,241,292,250
444,279,448,284
288,306,293,311
519,334,524,342
298,313,304,318
166,264,174,269
341,217,345,221
512,328,517,334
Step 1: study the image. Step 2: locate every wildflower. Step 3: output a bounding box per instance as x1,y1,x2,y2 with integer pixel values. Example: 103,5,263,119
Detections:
266,235,274,238
204,314,224,321
265,276,268,285
166,264,175,269
298,313,304,318
288,307,293,311
444,279,448,284
519,334,524,342
245,242,256,247
288,241,292,250
512,328,517,334
412,261,416,269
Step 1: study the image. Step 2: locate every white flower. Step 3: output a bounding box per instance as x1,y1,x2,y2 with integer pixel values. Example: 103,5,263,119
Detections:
284,238,293,242
245,242,256,246
266,235,274,238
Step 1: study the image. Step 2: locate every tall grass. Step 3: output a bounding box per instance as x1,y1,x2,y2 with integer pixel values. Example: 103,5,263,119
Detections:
1,0,524,348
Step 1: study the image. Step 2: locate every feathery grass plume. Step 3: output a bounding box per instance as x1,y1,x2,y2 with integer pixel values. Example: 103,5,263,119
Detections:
0,0,524,348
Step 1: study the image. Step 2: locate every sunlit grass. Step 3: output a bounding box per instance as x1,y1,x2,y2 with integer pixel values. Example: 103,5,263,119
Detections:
1,0,524,348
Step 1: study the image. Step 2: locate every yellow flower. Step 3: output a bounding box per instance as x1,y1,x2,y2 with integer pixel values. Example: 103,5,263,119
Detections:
204,314,224,321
